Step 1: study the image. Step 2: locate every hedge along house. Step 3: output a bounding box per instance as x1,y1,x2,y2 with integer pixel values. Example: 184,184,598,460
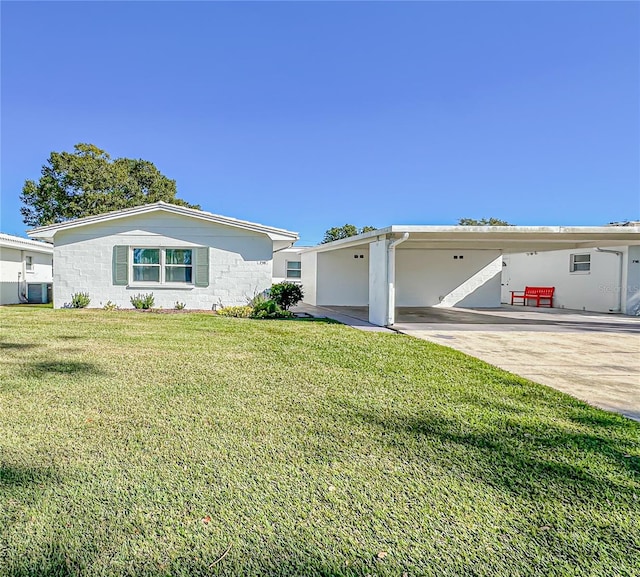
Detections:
300,225,640,326
28,202,298,310
0,233,53,304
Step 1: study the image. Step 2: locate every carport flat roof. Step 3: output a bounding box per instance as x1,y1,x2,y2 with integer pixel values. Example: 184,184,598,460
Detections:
302,225,640,254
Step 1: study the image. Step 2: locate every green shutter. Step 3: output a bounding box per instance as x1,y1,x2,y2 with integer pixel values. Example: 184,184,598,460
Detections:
112,245,129,285
194,247,209,287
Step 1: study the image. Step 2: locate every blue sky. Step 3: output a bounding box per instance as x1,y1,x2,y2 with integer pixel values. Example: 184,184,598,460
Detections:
1,1,638,244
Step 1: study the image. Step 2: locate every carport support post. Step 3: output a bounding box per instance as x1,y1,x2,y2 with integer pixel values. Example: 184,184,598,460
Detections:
385,233,409,326
368,239,389,326
369,234,410,326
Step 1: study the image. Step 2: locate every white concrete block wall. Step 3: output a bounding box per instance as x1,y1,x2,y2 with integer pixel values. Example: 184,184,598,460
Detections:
316,247,369,306
0,245,53,304
502,247,628,313
396,249,502,307
52,212,273,310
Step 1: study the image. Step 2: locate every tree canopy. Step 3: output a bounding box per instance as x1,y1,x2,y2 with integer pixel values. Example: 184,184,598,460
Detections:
20,143,199,227
321,224,377,244
457,217,513,226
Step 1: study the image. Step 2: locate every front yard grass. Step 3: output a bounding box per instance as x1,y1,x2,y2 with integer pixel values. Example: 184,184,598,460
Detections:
0,307,638,576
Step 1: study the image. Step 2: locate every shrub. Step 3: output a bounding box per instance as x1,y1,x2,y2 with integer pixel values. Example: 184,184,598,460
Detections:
269,282,303,310
174,301,186,310
70,292,91,308
217,305,253,318
250,298,293,319
103,300,119,311
130,293,155,310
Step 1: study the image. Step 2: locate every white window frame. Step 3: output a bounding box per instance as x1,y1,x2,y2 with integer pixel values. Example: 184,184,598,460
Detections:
130,247,194,286
570,253,591,273
25,255,34,272
286,260,301,279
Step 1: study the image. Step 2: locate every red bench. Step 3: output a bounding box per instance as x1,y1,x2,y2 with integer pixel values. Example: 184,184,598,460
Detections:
510,286,555,308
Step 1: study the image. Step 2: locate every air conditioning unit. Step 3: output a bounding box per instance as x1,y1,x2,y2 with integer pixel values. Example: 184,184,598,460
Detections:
27,283,51,304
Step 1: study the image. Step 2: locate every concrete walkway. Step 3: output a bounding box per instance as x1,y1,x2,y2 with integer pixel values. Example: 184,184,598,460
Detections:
291,303,394,332
296,304,640,421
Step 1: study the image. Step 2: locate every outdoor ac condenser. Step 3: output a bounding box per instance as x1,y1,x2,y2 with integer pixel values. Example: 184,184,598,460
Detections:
27,283,50,304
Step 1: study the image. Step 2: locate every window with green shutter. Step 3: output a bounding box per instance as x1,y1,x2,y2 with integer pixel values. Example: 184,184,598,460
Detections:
112,245,129,285
194,247,209,287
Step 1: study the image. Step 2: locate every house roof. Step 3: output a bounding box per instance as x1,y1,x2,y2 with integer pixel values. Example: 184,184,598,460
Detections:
27,202,299,242
0,233,54,253
302,225,640,254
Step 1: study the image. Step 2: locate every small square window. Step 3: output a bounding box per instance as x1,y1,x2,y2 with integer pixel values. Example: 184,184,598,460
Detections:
286,261,301,279
570,253,591,273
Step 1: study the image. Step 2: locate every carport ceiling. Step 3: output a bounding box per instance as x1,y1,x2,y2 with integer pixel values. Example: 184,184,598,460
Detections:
305,225,640,254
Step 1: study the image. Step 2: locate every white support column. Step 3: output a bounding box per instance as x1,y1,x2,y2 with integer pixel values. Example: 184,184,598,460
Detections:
368,239,389,326
386,233,409,326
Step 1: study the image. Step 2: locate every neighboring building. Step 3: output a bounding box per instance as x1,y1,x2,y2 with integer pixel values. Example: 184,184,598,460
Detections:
0,233,53,304
28,202,297,310
502,245,640,315
271,246,309,284
300,225,640,326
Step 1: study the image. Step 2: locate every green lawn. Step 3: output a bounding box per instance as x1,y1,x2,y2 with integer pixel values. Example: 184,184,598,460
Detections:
0,307,638,576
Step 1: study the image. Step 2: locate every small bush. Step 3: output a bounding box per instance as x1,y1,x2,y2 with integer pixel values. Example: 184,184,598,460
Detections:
250,298,293,319
130,293,155,310
70,292,91,308
174,301,186,310
217,305,253,318
103,300,119,311
269,282,303,310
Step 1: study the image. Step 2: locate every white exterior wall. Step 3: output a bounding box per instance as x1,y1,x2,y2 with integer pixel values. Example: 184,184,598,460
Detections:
272,247,305,284
52,212,273,309
396,249,502,307
625,246,640,315
315,247,369,306
301,251,318,305
368,239,389,326
502,247,636,314
0,244,53,305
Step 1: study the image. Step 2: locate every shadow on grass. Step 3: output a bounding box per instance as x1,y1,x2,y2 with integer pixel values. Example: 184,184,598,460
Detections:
327,400,639,499
27,361,104,376
0,342,38,350
0,463,61,488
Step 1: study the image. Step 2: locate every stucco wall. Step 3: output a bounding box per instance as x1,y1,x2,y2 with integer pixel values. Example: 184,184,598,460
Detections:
0,246,53,305
395,248,502,307
625,246,640,315
52,212,273,309
316,247,369,306
272,247,303,284
300,251,317,305
502,247,629,313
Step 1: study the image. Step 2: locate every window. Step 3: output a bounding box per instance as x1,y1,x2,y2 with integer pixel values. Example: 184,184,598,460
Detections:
286,260,301,279
25,255,33,272
570,253,591,273
132,248,193,284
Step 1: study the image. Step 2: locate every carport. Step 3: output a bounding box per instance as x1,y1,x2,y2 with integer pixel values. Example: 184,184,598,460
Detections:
300,225,640,326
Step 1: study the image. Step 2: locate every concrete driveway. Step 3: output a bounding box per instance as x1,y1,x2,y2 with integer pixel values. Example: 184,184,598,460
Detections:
301,304,640,421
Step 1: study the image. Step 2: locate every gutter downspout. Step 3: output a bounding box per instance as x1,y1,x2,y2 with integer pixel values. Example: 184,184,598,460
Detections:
272,242,296,253
387,233,410,326
595,248,623,313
